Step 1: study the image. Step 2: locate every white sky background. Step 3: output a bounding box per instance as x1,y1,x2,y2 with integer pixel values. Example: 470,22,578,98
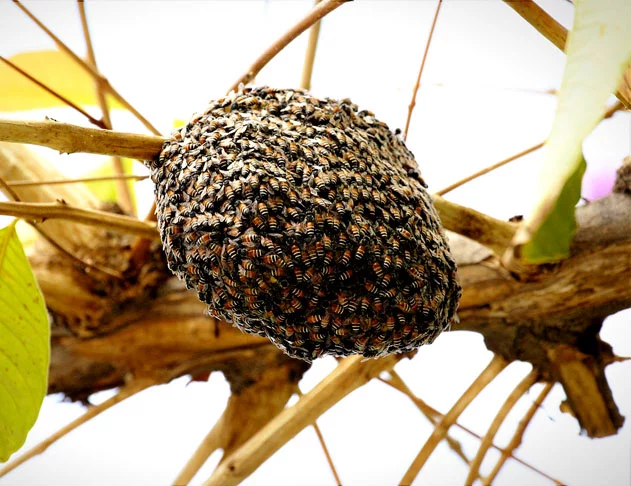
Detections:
0,1,630,485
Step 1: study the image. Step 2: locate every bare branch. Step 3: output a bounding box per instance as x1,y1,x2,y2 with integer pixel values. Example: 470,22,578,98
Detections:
300,0,323,91
400,355,508,485
13,0,162,134
228,0,349,93
0,118,164,160
203,354,404,485
0,200,158,239
78,0,135,215
0,378,154,478
483,383,555,486
403,0,443,140
436,142,543,196
7,174,148,187
465,370,539,485
0,56,105,129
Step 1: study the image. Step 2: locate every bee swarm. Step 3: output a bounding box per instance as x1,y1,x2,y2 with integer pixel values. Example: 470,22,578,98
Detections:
148,87,461,361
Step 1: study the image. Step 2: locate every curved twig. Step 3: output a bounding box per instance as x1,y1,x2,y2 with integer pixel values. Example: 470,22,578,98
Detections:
7,174,148,187
228,0,349,93
300,0,324,91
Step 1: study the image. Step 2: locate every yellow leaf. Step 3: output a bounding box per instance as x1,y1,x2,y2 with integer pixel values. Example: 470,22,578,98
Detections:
0,50,120,112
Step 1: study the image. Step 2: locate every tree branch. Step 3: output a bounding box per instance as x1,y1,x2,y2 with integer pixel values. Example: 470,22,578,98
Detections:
0,118,164,160
0,200,158,239
228,0,349,93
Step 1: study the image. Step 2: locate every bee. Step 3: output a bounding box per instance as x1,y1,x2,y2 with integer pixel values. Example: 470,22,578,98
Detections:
247,248,265,258
262,254,280,265
397,228,412,240
380,288,397,299
338,269,353,281
288,190,299,205
377,225,388,239
252,216,266,231
365,282,379,295
305,221,315,238
239,268,257,280
315,241,325,259
270,178,280,192
349,224,361,239
306,314,322,324
339,249,352,266
355,245,366,261
323,251,333,266
268,216,279,231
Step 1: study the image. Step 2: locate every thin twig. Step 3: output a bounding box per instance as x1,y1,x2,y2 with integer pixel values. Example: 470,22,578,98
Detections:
204,354,403,485
483,383,556,486
13,0,161,135
400,355,508,485
0,175,124,279
300,0,323,91
381,372,471,466
0,379,154,478
0,200,158,239
0,118,164,159
174,418,225,485
465,370,539,485
228,0,349,93
7,174,148,187
436,143,544,196
296,387,342,485
378,374,561,484
403,0,443,140
0,56,105,129
436,100,624,197
78,0,135,215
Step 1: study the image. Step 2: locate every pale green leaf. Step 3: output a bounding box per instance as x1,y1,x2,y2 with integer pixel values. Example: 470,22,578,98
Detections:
0,222,50,462
516,0,631,263
84,158,137,208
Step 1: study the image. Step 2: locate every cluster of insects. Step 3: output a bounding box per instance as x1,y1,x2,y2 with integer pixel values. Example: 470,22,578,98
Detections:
149,87,460,361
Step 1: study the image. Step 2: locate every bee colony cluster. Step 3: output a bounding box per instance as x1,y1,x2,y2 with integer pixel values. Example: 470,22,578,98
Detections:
148,87,460,361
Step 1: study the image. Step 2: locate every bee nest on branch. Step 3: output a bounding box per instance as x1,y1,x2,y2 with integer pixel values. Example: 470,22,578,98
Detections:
147,87,461,361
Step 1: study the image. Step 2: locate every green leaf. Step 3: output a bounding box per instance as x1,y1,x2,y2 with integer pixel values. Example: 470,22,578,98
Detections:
0,222,50,462
0,50,122,112
515,0,631,263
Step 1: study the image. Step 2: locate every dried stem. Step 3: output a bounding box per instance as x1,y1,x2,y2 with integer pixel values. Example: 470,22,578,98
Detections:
77,0,135,215
296,387,342,485
436,142,544,196
0,56,105,129
0,379,154,479
483,383,555,486
300,0,323,91
432,195,517,255
400,355,508,485
13,0,161,135
465,370,539,485
228,0,349,93
0,200,158,239
381,372,470,466
503,0,631,108
203,354,403,485
7,174,148,187
0,118,164,159
379,373,559,484
403,0,443,141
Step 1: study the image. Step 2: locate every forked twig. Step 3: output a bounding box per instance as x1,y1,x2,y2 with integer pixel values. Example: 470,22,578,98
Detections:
465,370,539,484
300,0,323,90
483,383,556,486
77,0,135,215
400,355,508,485
228,0,349,93
7,174,148,187
379,373,560,484
0,200,158,239
296,387,342,485
0,56,105,129
0,379,154,478
403,0,443,141
13,0,161,135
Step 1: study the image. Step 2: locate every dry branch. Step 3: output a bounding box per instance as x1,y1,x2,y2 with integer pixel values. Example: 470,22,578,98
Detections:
0,119,164,159
203,354,404,485
400,355,508,485
300,0,323,91
0,200,158,239
228,0,349,93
